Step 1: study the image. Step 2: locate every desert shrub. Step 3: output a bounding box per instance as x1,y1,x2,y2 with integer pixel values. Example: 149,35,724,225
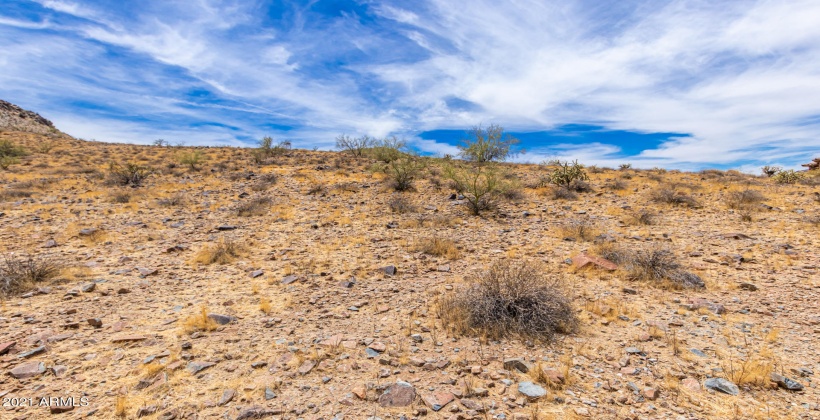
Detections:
369,136,406,163
772,169,805,184
619,163,632,170
761,165,781,177
382,157,425,191
0,156,19,170
458,124,520,163
195,239,243,265
251,173,278,191
336,134,374,157
158,192,186,207
558,219,600,241
110,191,132,203
388,195,416,214
650,187,699,207
545,160,590,188
626,209,658,226
251,136,291,164
1,253,61,298
108,162,152,186
550,186,577,200
724,189,765,209
0,140,26,158
306,184,327,196
588,165,604,174
178,150,206,171
443,163,513,215
500,186,525,201
414,237,460,260
437,260,578,342
597,245,704,289
236,196,273,217
605,179,628,190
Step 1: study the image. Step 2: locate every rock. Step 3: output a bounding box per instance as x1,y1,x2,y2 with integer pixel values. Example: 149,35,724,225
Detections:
689,348,707,357
643,388,659,400
379,265,397,276
17,345,45,358
81,282,96,292
0,341,15,355
264,387,277,400
738,282,758,291
136,405,157,417
681,377,701,392
686,299,726,314
218,389,236,406
503,358,532,373
368,342,387,352
187,361,215,374
352,385,367,400
422,391,454,411
378,381,416,407
158,411,177,420
517,382,546,400
43,239,58,248
281,275,300,285
235,406,281,420
250,270,264,278
704,378,739,395
51,365,67,377
217,225,237,231
207,313,236,325
50,402,75,414
625,347,643,355
541,367,565,385
87,318,103,328
111,335,147,343
137,267,157,276
771,373,803,391
571,253,618,271
10,361,45,379
79,228,98,236
298,360,316,375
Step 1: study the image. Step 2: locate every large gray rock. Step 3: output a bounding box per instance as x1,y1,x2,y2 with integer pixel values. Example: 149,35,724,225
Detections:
517,382,546,400
10,361,46,379
771,373,803,391
704,378,739,395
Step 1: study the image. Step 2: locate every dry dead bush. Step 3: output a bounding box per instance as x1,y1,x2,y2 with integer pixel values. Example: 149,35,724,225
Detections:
181,306,218,334
650,187,699,207
605,179,628,190
109,191,132,204
388,195,416,214
625,209,658,226
558,219,600,241
157,192,186,207
724,189,765,209
438,260,578,343
1,253,62,297
596,244,704,289
414,237,460,260
251,173,278,191
195,239,243,265
236,196,273,217
550,186,577,200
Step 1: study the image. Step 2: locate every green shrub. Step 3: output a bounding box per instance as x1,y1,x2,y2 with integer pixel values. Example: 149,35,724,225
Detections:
381,157,425,191
178,150,205,171
458,124,520,163
368,136,406,163
444,163,513,215
108,162,152,186
772,169,804,184
545,160,590,188
0,140,27,158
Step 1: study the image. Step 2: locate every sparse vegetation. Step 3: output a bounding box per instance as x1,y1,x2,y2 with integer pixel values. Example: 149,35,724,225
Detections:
236,196,273,217
444,163,513,215
388,195,416,214
413,237,460,259
544,160,590,189
772,169,804,184
381,156,425,191
438,260,578,342
107,162,153,186
1,253,62,298
724,189,765,209
650,187,699,207
178,150,206,171
761,165,781,177
457,124,520,163
195,238,243,265
335,134,374,157
558,219,600,241
597,244,704,289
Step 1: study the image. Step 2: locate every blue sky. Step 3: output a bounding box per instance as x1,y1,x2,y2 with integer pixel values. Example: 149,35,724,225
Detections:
2,0,819,170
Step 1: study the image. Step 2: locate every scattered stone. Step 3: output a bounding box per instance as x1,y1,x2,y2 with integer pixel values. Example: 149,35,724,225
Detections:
689,348,707,357
250,270,264,278
517,382,546,400
235,406,281,420
111,335,147,343
681,377,700,392
0,341,15,355
217,225,237,231
378,381,416,407
503,358,532,373
187,361,215,374
81,282,96,293
739,282,758,291
685,298,726,314
87,318,103,328
771,373,804,391
43,239,58,248
298,360,316,375
50,402,75,414
78,228,98,236
368,342,387,352
17,345,45,358
352,385,367,400
379,265,397,276
207,313,236,325
643,388,659,400
218,389,236,406
704,378,739,395
264,387,277,400
281,275,300,285
137,267,157,276
572,253,618,271
422,391,454,411
10,361,45,379
136,405,157,417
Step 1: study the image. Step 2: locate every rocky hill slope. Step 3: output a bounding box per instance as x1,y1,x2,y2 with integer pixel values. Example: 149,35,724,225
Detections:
0,100,61,135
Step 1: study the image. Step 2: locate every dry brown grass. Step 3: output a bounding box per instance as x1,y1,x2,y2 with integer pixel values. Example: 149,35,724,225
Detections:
0,253,62,298
650,187,699,207
413,236,461,259
595,244,704,289
437,260,578,343
236,196,273,217
181,306,218,334
557,219,600,241
194,238,243,265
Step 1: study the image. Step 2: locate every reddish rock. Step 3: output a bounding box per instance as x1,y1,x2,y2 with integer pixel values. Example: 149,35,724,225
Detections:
352,385,367,400
620,367,638,375
541,367,565,384
572,253,618,271
111,335,147,343
320,335,343,347
0,341,15,355
681,377,701,392
368,342,386,352
10,361,46,379
378,381,416,407
422,391,454,411
643,388,659,400
297,360,316,375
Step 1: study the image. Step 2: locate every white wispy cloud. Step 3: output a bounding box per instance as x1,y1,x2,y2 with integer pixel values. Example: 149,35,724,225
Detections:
1,0,818,169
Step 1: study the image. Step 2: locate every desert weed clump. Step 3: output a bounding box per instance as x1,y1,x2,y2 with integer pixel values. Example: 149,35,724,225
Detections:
438,260,578,343
235,196,273,217
772,169,804,184
182,306,218,334
444,163,513,215
597,244,704,289
0,253,62,298
388,195,416,214
195,238,243,265
724,189,765,210
650,186,699,207
107,162,153,187
413,237,460,260
558,219,601,241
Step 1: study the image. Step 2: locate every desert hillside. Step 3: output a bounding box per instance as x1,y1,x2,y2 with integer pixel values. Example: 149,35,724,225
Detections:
0,127,819,420
0,101,66,136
